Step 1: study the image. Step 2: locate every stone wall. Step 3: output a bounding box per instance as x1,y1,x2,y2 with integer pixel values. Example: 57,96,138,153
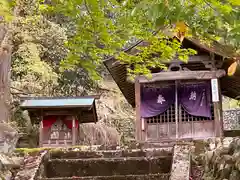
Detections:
223,110,240,130
202,138,240,180
0,123,21,179
0,123,19,154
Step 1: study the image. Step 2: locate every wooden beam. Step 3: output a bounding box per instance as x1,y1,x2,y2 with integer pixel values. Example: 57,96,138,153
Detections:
39,110,43,147
20,95,101,101
135,80,141,142
43,111,76,116
92,102,98,123
175,81,179,139
72,116,76,146
212,78,223,137
137,70,226,83
219,87,224,137
210,53,224,138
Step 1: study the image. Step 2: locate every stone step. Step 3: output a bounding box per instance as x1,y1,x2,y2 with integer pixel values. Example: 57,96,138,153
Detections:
224,130,240,137
45,156,172,178
39,173,170,180
169,145,191,180
49,148,172,160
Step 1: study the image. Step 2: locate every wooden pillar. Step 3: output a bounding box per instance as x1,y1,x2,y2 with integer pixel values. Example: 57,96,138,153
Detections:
219,88,224,136
210,53,223,137
175,80,179,139
211,78,223,137
72,116,76,146
135,79,143,142
39,111,43,147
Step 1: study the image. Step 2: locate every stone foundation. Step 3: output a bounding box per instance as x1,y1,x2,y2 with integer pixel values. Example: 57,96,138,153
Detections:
223,110,240,130
36,148,173,180
194,138,240,180
49,148,172,159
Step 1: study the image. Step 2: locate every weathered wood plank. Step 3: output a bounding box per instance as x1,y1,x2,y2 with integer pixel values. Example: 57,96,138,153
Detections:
72,116,76,146
39,110,43,147
137,70,226,83
135,80,141,142
146,121,215,141
213,79,223,137
210,53,224,137
175,81,179,139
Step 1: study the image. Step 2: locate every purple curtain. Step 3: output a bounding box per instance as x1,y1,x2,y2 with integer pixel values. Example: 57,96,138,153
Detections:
140,85,175,118
179,83,211,118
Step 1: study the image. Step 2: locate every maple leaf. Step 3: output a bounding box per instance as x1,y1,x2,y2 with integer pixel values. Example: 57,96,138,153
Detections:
228,61,238,76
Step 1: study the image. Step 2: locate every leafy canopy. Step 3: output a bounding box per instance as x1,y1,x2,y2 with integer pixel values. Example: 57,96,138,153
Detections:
2,0,240,78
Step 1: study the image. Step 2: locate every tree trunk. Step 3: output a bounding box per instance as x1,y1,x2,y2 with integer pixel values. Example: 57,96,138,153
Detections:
0,24,12,123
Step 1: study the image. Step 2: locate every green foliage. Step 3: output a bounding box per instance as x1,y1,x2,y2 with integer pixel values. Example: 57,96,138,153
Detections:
118,37,196,78
12,42,58,94
0,0,13,21
36,0,240,79
132,0,240,54
9,0,99,136
15,147,56,156
2,0,240,78
10,1,96,97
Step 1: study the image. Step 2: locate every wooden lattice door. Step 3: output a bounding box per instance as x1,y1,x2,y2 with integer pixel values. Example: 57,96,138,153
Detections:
144,81,215,142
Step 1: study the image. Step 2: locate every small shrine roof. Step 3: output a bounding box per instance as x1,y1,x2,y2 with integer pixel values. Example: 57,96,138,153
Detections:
20,96,99,123
20,96,98,109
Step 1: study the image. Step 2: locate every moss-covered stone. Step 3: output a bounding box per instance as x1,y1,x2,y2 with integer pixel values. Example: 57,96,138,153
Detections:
39,173,170,180
49,148,172,160
201,138,240,180
46,156,172,178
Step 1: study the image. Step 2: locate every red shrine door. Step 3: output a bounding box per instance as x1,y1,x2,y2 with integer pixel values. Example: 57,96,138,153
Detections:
40,115,79,147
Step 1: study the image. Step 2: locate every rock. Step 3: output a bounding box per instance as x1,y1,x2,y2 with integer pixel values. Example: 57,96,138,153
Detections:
11,156,24,168
205,151,214,163
235,158,240,171
220,164,232,179
229,170,240,180
0,153,21,169
15,151,47,180
0,123,19,154
208,140,216,150
0,170,12,180
222,137,234,148
219,147,230,156
223,155,234,164
232,151,240,161
200,137,240,180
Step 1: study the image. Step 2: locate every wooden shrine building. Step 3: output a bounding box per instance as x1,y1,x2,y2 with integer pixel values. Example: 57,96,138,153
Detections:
104,38,240,143
20,96,98,147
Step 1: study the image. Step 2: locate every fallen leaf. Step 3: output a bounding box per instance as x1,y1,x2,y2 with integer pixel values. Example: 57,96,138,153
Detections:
228,61,238,76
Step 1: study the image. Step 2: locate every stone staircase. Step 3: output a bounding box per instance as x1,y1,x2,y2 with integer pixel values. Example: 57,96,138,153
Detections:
36,148,173,180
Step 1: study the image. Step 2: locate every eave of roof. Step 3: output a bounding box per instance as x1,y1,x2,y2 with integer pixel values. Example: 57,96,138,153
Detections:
20,96,98,109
